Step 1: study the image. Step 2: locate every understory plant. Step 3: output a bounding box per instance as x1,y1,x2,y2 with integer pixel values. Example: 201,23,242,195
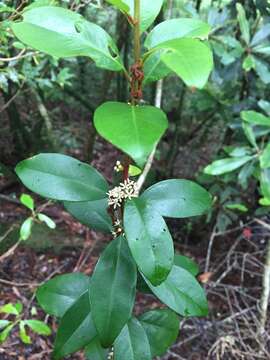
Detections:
205,109,270,209
10,1,214,358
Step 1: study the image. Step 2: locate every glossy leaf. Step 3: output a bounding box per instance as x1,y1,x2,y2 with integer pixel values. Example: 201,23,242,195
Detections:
15,153,108,202
90,236,137,347
0,302,22,315
204,156,253,175
20,193,34,211
24,320,51,336
144,266,208,317
155,38,213,89
224,146,251,157
105,0,129,12
38,213,56,229
144,18,211,84
236,3,250,45
258,100,270,116
141,179,212,218
12,7,123,71
64,199,112,233
251,24,270,46
124,198,174,285
0,320,11,331
225,203,248,212
0,324,14,343
260,143,270,169
242,54,255,71
242,122,257,149
94,102,168,167
129,165,142,176
19,322,31,344
253,45,270,56
254,58,270,84
143,49,171,84
145,18,211,49
20,217,33,241
174,254,199,276
114,317,151,360
259,197,270,206
260,169,270,199
53,292,96,360
137,254,199,293
85,336,109,360
37,272,89,318
139,309,179,357
241,111,270,127
125,0,163,33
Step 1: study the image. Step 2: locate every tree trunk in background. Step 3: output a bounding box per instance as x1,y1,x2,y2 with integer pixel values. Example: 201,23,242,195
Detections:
3,84,30,160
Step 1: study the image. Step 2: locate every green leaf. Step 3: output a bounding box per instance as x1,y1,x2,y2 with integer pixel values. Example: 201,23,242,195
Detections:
143,49,171,84
137,254,199,293
85,336,109,360
16,153,108,202
124,198,173,285
204,156,253,175
11,6,123,71
37,272,89,318
238,161,255,188
38,213,56,229
224,146,252,157
254,57,270,84
64,199,112,233
105,0,129,12
141,179,212,218
0,320,11,331
90,236,137,347
24,320,51,336
260,143,270,169
20,193,34,211
144,266,208,317
94,102,168,167
139,309,180,357
143,18,211,85
225,203,248,212
129,165,141,176
123,0,163,33
20,217,33,241
260,169,270,199
154,38,213,89
259,197,270,206
174,254,199,276
236,3,250,45
258,100,270,116
0,324,14,343
242,122,257,149
114,317,151,360
241,111,270,127
0,302,22,316
253,45,270,56
145,18,211,49
242,55,255,71
251,24,270,47
19,321,32,344
53,292,96,360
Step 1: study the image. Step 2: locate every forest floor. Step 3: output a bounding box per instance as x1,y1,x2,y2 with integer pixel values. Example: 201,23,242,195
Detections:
1,141,270,360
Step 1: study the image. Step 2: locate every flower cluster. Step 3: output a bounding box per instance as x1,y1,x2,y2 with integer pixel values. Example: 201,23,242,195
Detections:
111,219,123,239
107,179,139,209
114,160,123,173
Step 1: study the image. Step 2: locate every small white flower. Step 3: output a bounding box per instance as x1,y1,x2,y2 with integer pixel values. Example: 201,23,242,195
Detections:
107,179,138,209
